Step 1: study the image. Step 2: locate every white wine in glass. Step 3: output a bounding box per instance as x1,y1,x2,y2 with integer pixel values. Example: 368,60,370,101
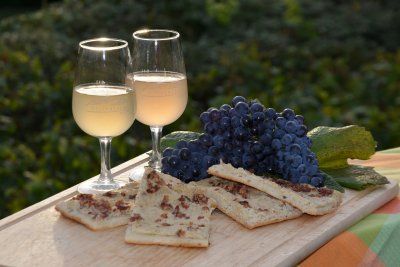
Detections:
128,29,188,180
73,85,136,137
73,38,135,194
126,72,187,127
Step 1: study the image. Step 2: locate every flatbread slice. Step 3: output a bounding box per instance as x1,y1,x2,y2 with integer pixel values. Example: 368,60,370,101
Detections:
125,168,217,248
208,163,343,215
193,176,302,229
55,182,139,230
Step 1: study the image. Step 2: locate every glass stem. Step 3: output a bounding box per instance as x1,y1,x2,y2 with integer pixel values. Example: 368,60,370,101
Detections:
99,137,113,183
149,126,163,171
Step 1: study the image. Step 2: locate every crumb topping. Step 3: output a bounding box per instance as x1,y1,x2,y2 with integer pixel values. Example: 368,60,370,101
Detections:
103,191,116,197
317,187,334,196
160,195,173,210
176,229,186,237
238,200,251,208
146,171,164,193
273,179,333,196
178,195,190,209
115,200,130,211
172,205,189,219
209,180,249,199
192,193,209,205
130,213,143,222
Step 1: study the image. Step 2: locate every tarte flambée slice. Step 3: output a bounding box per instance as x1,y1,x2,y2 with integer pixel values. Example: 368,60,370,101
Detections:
55,182,139,230
208,163,343,215
193,176,302,229
125,168,216,248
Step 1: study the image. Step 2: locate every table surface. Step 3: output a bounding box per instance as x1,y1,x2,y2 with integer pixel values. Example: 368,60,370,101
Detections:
1,149,400,267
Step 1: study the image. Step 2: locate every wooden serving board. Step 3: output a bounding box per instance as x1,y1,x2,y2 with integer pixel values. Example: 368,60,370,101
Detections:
0,153,398,267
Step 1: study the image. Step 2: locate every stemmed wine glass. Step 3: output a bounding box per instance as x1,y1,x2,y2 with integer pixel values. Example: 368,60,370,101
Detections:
73,38,136,194
127,29,188,180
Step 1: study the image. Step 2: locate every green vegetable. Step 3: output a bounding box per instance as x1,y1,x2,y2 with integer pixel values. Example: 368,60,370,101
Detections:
160,131,201,151
308,125,376,169
321,172,345,193
324,165,389,190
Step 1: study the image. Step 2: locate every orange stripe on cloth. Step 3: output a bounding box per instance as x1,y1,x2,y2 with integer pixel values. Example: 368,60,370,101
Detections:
350,153,400,169
299,231,384,267
374,197,400,214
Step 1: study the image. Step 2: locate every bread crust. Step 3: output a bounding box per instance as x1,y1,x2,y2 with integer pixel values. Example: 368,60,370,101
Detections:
193,177,302,229
125,168,216,248
208,163,343,215
55,203,127,231
55,182,139,231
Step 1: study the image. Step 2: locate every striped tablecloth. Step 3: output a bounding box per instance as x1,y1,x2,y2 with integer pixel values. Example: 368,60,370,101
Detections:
301,148,400,267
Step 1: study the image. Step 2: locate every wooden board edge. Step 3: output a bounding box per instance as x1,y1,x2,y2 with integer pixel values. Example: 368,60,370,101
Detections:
266,179,399,267
0,153,149,231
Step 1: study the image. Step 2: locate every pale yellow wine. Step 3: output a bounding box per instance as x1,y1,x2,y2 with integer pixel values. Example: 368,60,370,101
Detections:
126,72,188,126
72,85,136,137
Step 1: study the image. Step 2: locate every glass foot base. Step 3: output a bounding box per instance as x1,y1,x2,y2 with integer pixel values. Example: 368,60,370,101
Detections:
129,167,146,182
77,179,126,194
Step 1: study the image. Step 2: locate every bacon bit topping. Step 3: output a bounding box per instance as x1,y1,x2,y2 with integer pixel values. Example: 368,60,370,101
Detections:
274,179,312,192
128,194,136,199
130,213,143,222
94,200,111,218
73,194,94,203
202,206,210,211
213,182,249,199
317,187,333,196
192,193,209,205
146,171,164,193
176,229,186,237
160,195,173,210
237,186,249,199
162,223,171,226
155,218,162,223
187,222,199,231
178,195,190,209
199,224,205,227
172,205,187,219
258,208,269,212
120,192,126,197
160,213,168,219
115,200,130,211
181,202,190,209
238,200,251,208
74,194,112,218
273,178,333,195
198,216,204,220
103,191,116,197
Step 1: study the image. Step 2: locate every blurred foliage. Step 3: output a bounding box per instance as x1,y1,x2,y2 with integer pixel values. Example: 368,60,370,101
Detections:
1,0,400,218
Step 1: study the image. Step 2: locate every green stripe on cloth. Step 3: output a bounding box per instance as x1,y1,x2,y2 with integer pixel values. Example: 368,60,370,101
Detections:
369,214,400,267
379,147,400,154
349,214,388,246
374,168,400,181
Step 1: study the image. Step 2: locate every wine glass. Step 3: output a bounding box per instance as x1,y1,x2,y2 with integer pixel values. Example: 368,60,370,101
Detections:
127,29,188,180
73,38,136,194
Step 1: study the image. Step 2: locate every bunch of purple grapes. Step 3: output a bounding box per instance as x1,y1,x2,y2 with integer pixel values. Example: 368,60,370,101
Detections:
161,96,325,187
